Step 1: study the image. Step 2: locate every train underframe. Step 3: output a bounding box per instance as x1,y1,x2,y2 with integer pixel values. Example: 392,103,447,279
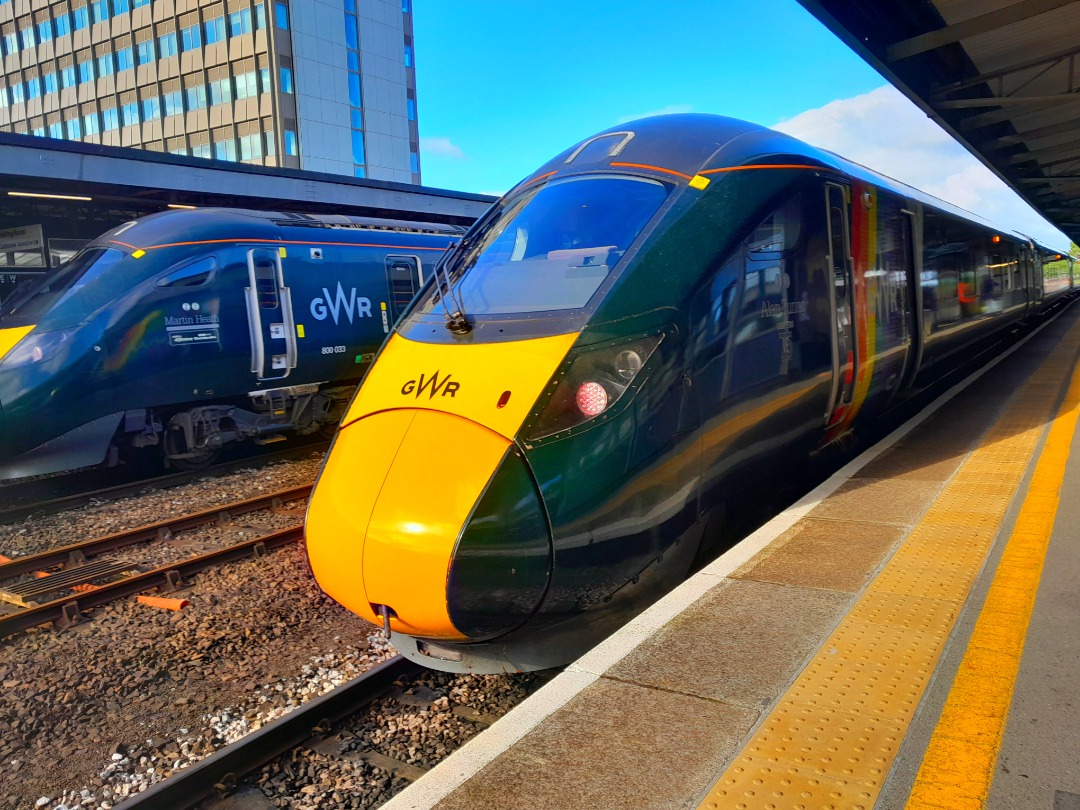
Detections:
130,382,356,469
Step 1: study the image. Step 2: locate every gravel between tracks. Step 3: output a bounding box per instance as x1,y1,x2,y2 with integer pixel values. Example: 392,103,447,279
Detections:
0,456,543,810
0,456,380,809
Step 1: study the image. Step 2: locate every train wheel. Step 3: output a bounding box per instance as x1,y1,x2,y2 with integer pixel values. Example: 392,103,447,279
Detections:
168,447,220,471
163,419,221,470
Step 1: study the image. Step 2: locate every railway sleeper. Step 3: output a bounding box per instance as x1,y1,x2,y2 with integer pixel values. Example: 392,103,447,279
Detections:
0,560,132,607
387,685,498,725
304,734,430,783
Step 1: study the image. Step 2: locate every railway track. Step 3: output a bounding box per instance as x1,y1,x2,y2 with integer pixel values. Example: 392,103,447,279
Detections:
115,655,421,810
0,439,328,524
0,484,312,639
112,655,550,810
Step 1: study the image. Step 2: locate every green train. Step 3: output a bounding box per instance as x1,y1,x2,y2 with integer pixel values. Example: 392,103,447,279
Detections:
0,209,461,480
305,114,1074,673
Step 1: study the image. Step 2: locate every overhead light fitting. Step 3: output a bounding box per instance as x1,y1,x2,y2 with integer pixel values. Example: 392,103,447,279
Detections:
8,191,92,201
167,203,197,209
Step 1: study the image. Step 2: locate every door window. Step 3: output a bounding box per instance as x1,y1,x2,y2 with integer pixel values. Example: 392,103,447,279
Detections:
386,256,420,320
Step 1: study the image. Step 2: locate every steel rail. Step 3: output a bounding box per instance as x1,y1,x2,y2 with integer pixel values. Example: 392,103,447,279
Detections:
0,484,312,581
114,656,422,810
0,524,304,639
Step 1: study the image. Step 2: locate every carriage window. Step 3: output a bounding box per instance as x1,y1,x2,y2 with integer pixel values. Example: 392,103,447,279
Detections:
156,256,216,288
748,193,802,255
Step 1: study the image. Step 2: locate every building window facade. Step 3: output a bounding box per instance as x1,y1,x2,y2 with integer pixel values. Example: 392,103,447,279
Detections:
186,84,206,110
0,0,420,178
204,16,225,44
163,90,183,116
159,32,178,58
181,24,200,51
137,40,155,65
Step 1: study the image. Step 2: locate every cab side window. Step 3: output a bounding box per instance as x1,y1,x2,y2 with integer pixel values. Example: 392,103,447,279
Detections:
156,256,216,288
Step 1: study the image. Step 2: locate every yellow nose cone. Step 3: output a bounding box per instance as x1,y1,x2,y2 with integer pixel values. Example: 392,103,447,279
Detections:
305,408,511,639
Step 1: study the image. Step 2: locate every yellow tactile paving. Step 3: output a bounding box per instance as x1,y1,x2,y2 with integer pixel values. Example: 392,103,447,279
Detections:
697,317,1080,810
906,332,1080,810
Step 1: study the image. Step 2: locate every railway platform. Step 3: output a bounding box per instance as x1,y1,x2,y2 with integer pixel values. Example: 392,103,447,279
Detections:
381,297,1080,810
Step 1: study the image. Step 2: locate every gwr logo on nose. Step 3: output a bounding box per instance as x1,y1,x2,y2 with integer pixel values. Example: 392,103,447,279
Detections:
401,371,460,399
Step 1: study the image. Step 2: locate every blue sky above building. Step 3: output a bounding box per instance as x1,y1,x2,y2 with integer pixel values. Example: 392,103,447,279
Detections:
413,1,1071,249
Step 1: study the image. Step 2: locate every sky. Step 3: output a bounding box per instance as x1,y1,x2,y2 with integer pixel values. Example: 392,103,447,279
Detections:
411,1,1072,251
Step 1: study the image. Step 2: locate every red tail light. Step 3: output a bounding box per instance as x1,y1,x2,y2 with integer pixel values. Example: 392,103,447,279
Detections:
575,382,608,416
525,334,663,442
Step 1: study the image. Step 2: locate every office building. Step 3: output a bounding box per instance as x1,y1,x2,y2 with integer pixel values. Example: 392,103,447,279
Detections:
0,0,420,182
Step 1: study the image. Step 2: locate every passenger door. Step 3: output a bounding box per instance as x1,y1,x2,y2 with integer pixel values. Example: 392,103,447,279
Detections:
824,183,856,427
245,247,298,381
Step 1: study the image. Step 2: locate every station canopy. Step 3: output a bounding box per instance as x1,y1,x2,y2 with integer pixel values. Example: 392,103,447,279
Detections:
797,0,1080,246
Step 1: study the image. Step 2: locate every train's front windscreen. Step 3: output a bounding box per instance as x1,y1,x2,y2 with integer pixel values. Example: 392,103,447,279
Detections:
0,247,129,327
406,175,667,334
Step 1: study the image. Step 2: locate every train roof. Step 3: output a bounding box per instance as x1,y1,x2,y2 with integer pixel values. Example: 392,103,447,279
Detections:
91,208,466,252
534,113,1028,242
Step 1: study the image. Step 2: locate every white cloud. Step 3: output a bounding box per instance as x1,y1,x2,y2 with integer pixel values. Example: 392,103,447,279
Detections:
421,136,465,160
773,86,1071,249
616,104,694,125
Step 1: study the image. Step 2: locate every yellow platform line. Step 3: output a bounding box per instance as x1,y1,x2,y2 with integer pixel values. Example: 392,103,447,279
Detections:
697,321,1080,810
905,343,1080,809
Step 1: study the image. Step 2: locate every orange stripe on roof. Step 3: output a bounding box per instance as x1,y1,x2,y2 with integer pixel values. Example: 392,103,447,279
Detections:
109,239,137,249
520,170,557,188
138,238,450,251
699,163,821,175
609,162,693,180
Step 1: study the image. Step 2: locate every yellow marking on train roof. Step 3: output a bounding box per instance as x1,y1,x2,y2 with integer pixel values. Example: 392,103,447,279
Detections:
906,342,1080,810
689,174,710,190
696,315,1080,810
131,249,146,259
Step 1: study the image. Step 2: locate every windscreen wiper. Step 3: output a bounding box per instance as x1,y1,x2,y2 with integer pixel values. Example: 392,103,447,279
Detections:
433,240,471,335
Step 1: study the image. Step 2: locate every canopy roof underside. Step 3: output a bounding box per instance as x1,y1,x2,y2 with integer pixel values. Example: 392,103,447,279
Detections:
798,0,1080,246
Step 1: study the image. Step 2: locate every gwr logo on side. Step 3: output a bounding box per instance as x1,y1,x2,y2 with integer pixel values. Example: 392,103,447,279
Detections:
402,371,460,399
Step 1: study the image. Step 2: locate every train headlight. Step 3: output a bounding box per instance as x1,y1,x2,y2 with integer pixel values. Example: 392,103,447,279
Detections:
0,330,73,370
613,349,643,381
526,334,663,441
